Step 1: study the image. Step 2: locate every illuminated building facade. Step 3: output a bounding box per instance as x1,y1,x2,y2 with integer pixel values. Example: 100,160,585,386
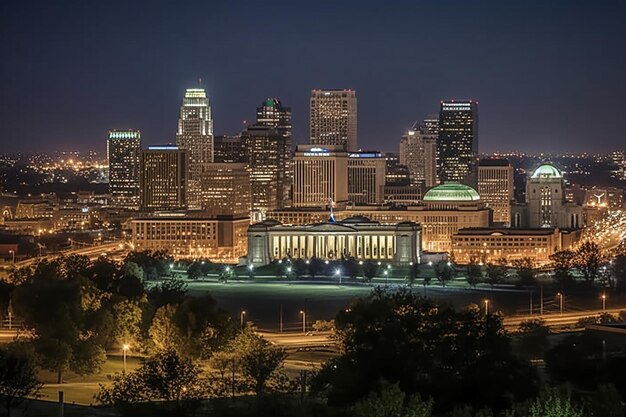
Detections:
175,88,214,209
437,101,479,186
213,135,245,163
400,120,437,187
452,227,562,265
247,216,421,266
293,145,348,207
107,130,141,210
267,183,490,253
140,146,188,212
241,125,292,216
256,98,292,140
512,164,583,229
310,89,357,151
348,151,386,205
198,163,250,217
478,158,513,225
130,215,249,263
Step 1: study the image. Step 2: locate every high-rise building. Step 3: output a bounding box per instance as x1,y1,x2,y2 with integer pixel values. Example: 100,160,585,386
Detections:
310,89,357,151
175,88,213,209
400,119,438,188
241,125,292,217
256,98,292,140
292,145,349,208
348,151,386,205
198,163,250,217
478,158,514,225
214,135,245,163
107,129,141,210
140,145,187,212
437,100,479,186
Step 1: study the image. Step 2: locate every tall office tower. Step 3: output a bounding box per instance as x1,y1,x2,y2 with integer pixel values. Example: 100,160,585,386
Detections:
478,158,514,225
198,163,250,217
241,125,292,217
175,88,213,209
422,114,439,135
437,100,479,186
385,154,411,186
310,89,357,151
256,98,292,140
213,135,245,163
107,129,141,210
140,145,188,212
293,145,349,208
399,118,438,188
348,151,386,205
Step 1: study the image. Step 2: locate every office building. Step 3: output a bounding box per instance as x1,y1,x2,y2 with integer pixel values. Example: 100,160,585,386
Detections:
131,215,249,263
400,120,438,188
198,163,250,217
256,98,292,140
437,100,479,186
247,216,421,266
292,145,348,208
175,88,214,209
385,153,411,186
241,125,292,216
214,135,245,163
140,145,187,212
310,89,357,151
511,164,583,229
478,158,514,225
107,129,141,210
348,151,386,205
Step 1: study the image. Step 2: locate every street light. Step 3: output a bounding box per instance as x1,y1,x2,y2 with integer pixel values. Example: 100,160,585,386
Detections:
300,310,306,333
602,293,607,311
240,310,246,329
557,292,564,314
335,268,342,285
8,250,15,264
484,299,489,316
122,344,130,373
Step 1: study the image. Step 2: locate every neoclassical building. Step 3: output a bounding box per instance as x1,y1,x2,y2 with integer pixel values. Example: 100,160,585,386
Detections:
247,216,421,266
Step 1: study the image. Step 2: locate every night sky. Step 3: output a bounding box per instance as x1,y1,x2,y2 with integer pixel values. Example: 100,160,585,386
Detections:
1,0,625,154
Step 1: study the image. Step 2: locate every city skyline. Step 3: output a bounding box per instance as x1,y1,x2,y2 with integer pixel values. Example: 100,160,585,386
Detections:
2,1,626,154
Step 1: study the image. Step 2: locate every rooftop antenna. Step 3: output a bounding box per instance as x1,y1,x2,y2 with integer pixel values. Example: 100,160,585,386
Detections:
198,77,202,86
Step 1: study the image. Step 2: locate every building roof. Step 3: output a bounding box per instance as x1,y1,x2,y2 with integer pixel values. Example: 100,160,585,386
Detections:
423,183,480,202
455,227,558,236
531,164,563,179
479,158,510,167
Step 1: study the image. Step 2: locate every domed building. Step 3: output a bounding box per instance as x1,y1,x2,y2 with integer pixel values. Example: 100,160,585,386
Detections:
512,163,582,229
422,183,481,209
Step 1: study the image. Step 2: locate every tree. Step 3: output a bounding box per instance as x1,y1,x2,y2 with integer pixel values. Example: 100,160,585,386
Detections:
90,257,121,291
528,388,583,417
517,318,551,360
406,263,420,288
352,382,433,417
434,261,454,287
308,257,325,278
186,262,203,280
148,278,187,309
123,261,144,281
512,258,536,287
0,348,42,417
574,241,602,284
341,257,359,279
313,288,538,411
550,250,576,289
361,261,378,283
111,299,143,350
466,257,483,288
149,305,183,353
613,255,626,291
485,261,507,289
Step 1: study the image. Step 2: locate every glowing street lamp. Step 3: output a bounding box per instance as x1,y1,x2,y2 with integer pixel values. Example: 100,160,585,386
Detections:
240,310,246,329
602,293,607,311
484,299,489,316
122,343,130,373
335,268,342,285
557,292,564,314
300,310,306,333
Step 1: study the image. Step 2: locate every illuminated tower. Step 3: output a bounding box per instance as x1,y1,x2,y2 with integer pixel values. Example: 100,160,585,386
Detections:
437,100,479,186
175,88,213,209
256,98,292,140
310,89,357,151
140,145,188,212
107,129,141,210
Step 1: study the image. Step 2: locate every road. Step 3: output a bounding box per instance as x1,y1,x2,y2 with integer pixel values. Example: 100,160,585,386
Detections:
503,308,624,331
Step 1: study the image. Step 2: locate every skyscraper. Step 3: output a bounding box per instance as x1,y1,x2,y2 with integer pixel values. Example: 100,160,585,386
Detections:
310,89,357,151
198,163,250,217
437,100,479,186
348,151,386,205
213,135,246,163
478,158,513,225
175,88,213,209
140,145,188,212
107,129,141,210
293,145,349,208
400,119,438,188
241,125,292,217
256,98,292,140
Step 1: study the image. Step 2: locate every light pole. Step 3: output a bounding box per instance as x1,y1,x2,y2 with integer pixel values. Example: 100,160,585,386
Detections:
484,299,489,316
335,268,342,285
300,310,306,334
383,269,388,285
557,292,563,314
602,293,607,311
240,310,246,329
8,250,15,264
122,344,130,373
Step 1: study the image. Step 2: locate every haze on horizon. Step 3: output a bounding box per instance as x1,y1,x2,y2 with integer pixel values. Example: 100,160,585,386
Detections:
1,0,625,154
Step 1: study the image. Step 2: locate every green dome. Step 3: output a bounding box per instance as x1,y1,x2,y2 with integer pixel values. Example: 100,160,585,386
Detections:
423,183,480,202
531,164,562,179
